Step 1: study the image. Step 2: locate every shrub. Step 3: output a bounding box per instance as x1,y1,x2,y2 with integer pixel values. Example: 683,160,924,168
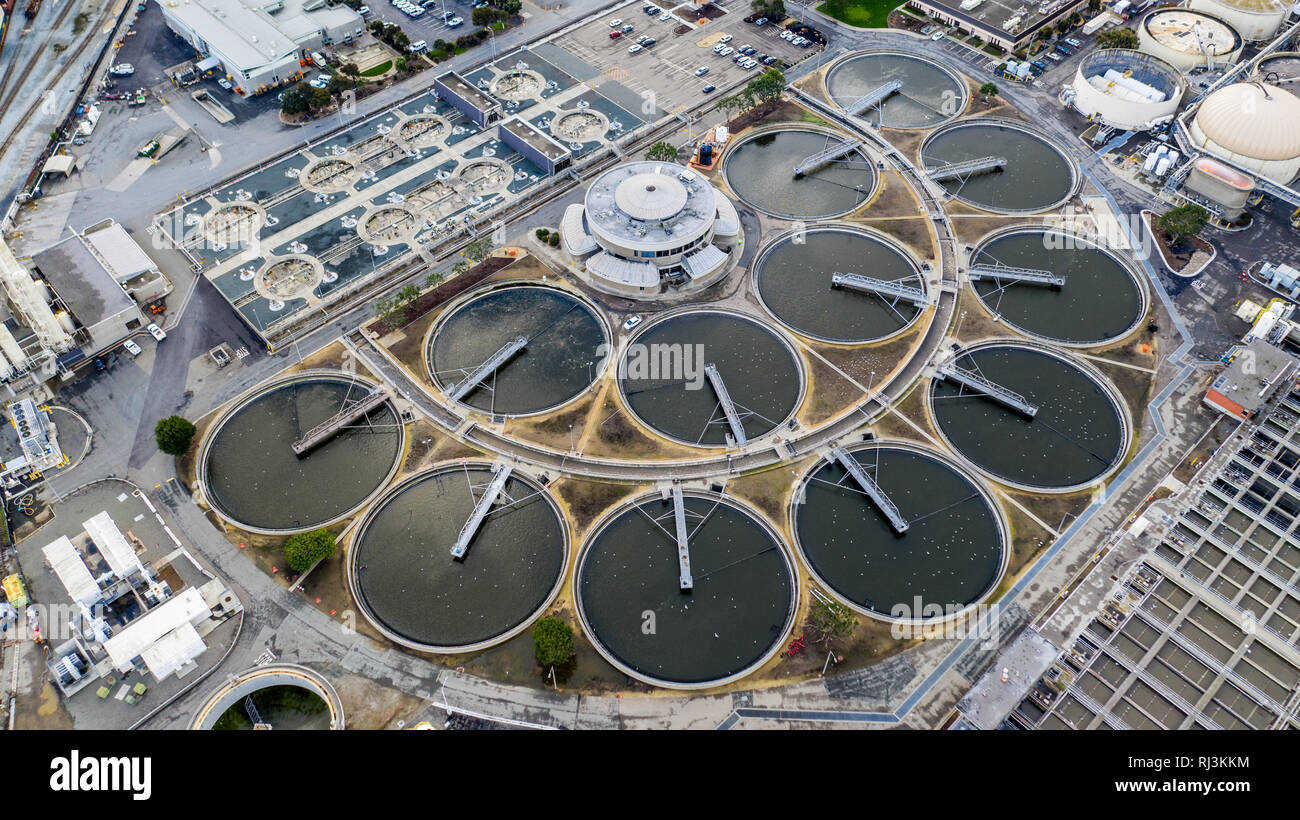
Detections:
532,616,575,667
154,416,196,456
283,529,337,572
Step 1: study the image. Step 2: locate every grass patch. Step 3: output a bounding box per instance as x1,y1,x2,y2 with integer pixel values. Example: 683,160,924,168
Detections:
359,60,392,77
817,0,901,28
800,110,829,125
73,13,90,35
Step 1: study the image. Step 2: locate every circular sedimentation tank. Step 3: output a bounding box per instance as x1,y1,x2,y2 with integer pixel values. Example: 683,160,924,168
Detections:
619,310,803,447
722,127,877,219
825,51,967,129
191,664,343,730
350,465,567,651
793,443,1006,620
929,344,1128,491
922,121,1075,213
754,225,926,343
576,491,796,688
428,285,607,415
202,376,402,532
969,228,1146,345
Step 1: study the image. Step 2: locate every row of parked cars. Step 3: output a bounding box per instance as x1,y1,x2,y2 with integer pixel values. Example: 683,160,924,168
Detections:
711,37,777,70
389,0,463,25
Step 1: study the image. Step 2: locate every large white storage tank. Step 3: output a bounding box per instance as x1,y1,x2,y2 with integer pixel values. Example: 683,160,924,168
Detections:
1069,50,1185,130
1139,9,1244,71
1189,81,1300,184
1188,0,1289,41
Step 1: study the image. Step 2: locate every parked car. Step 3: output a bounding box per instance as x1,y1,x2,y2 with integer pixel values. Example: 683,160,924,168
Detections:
609,29,622,38
446,15,462,25
641,37,655,47
932,31,945,40
409,40,428,53
147,323,167,341
719,33,733,43
1046,51,1063,62
623,315,642,331
110,63,134,76
628,43,643,54
608,17,622,27
754,16,768,25
702,84,716,93
309,77,329,89
1065,37,1083,48
695,65,709,76
621,23,634,33
217,77,232,90
123,340,142,357
358,4,370,14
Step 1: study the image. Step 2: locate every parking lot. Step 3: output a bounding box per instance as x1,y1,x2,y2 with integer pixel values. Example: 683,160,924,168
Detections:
550,0,815,113
364,0,495,47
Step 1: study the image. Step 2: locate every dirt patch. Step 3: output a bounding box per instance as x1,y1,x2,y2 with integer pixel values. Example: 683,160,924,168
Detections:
554,478,637,535
503,394,596,452
1143,211,1213,275
857,217,934,259
327,667,426,729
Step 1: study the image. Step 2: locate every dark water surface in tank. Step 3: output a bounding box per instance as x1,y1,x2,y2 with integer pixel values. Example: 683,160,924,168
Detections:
922,124,1073,212
579,494,794,684
724,129,877,218
826,52,965,128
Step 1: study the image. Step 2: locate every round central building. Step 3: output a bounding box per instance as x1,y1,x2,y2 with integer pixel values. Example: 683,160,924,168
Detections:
560,161,740,298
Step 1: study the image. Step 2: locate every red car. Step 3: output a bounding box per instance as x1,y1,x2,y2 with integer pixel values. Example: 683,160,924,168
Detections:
609,30,622,39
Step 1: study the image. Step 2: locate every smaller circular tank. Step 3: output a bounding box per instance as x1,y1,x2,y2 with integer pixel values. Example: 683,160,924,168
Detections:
1140,9,1243,70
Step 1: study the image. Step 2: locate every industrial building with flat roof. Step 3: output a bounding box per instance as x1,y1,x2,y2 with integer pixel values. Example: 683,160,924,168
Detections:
435,71,504,127
156,0,363,95
499,116,572,175
905,0,1089,51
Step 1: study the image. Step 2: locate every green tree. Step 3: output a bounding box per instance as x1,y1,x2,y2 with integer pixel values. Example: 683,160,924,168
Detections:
464,237,493,262
751,0,785,19
340,62,360,77
746,67,786,104
716,95,742,121
1159,204,1209,243
283,528,336,572
154,415,196,456
645,140,678,162
279,84,309,116
807,594,858,645
532,616,575,667
501,0,521,13
1096,28,1139,49
979,82,999,99
425,270,445,288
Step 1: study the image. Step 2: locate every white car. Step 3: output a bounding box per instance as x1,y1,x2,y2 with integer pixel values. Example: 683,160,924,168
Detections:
608,17,622,27
628,44,643,54
718,46,734,56
147,323,166,342
309,78,328,89
780,29,793,40
719,33,733,43
110,63,134,76
359,4,370,14
622,315,642,331
932,31,945,41
446,15,463,26
123,340,142,357
217,78,233,90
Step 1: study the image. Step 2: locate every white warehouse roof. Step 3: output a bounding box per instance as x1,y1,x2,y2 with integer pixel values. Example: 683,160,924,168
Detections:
83,511,144,580
138,621,206,680
102,587,209,674
42,536,101,607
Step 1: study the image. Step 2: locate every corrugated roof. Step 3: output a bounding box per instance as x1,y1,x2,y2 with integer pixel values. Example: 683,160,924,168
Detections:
82,223,156,282
42,536,102,607
138,622,206,680
83,511,143,580
31,236,138,328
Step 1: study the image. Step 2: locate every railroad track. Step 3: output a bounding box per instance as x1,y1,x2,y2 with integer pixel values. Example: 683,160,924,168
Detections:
0,1,118,167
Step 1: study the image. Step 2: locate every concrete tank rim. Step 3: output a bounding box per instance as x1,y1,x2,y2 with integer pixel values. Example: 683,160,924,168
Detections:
751,222,932,345
615,305,808,450
966,223,1151,348
189,663,344,730
720,123,880,220
788,438,1010,625
195,369,405,536
923,338,1134,494
345,460,570,654
574,488,799,690
920,117,1080,215
821,48,971,130
423,278,613,419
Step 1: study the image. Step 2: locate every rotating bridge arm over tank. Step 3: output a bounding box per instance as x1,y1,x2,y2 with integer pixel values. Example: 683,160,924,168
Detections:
843,80,903,117
291,387,389,456
967,263,1065,288
925,156,1007,182
831,272,929,307
704,363,748,446
793,139,866,177
935,362,1038,418
444,336,528,401
450,463,514,559
829,447,908,534
672,487,693,591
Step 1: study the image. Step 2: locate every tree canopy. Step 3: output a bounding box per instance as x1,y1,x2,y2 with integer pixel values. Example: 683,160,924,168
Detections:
1096,28,1139,50
808,595,858,644
154,415,196,456
1159,204,1209,242
645,141,678,162
532,616,575,667
979,82,999,98
283,529,337,573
